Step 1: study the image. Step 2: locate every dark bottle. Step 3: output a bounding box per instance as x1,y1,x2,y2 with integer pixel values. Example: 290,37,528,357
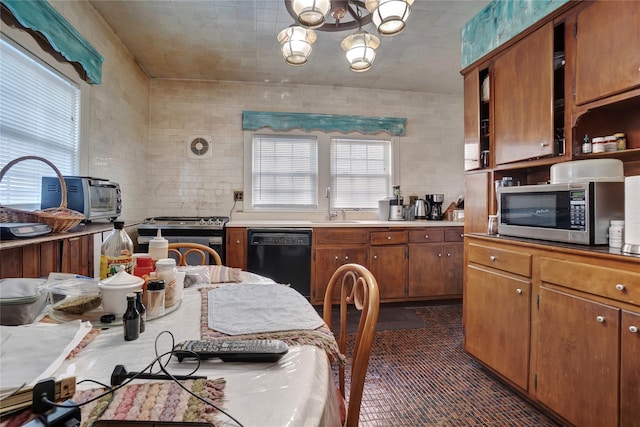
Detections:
135,290,146,333
123,293,140,341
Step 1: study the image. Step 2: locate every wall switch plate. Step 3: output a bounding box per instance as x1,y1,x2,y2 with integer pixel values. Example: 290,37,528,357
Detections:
233,191,244,201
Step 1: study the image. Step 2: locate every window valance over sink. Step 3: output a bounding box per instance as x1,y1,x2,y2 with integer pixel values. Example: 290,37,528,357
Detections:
1,0,103,84
242,111,407,136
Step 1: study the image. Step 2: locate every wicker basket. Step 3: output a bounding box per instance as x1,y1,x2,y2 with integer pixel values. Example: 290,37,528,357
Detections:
0,156,84,233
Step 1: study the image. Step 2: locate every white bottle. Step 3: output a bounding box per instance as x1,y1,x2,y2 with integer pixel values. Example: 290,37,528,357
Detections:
155,258,177,307
609,220,624,248
148,229,168,262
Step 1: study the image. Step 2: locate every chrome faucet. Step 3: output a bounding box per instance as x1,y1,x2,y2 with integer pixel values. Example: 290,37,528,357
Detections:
326,187,337,220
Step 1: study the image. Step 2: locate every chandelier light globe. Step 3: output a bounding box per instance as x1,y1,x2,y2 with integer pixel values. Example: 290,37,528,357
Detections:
277,25,317,66
341,29,380,72
291,0,331,29
365,0,414,36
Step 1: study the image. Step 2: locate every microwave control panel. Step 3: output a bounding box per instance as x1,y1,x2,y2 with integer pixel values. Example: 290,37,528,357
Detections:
569,189,586,230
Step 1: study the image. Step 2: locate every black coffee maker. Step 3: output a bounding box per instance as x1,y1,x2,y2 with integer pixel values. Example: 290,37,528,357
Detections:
425,194,445,220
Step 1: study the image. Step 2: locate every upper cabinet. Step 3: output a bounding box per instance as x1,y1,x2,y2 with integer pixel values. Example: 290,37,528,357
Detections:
493,23,555,165
574,1,640,106
463,70,481,171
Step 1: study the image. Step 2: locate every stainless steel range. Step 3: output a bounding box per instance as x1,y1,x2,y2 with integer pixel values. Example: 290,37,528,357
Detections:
137,216,229,265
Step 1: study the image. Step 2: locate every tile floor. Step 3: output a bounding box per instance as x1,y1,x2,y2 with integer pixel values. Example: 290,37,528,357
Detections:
339,303,562,426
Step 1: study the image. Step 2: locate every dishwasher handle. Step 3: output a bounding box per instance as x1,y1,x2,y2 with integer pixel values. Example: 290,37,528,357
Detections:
248,229,312,246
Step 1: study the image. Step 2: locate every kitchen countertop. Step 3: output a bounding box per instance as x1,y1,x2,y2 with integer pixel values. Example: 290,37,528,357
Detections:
226,219,464,228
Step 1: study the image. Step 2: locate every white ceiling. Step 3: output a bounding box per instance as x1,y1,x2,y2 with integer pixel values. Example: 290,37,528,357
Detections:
89,0,489,94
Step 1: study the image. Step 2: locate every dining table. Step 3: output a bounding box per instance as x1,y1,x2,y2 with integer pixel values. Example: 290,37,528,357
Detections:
2,271,342,427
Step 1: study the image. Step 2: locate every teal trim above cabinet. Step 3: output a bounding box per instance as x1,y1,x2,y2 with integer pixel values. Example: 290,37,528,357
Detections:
1,0,103,84
242,111,407,136
461,0,569,69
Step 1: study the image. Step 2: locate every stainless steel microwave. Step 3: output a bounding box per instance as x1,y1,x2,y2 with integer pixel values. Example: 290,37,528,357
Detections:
498,181,624,245
41,176,121,221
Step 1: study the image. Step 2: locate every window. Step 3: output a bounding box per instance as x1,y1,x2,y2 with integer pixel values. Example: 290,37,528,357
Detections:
0,36,81,209
252,134,318,208
331,137,391,209
247,131,395,211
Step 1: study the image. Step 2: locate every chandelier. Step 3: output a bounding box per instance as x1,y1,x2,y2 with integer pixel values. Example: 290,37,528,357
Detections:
277,0,414,72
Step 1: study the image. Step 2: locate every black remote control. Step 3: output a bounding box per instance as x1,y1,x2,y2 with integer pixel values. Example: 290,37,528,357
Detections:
173,339,289,363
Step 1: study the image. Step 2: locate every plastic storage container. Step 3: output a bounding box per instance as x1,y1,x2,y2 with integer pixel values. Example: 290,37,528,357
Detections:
550,159,624,184
155,258,179,307
146,279,165,318
0,278,47,325
100,221,134,279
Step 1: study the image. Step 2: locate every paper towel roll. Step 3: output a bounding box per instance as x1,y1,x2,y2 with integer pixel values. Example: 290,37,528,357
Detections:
624,175,640,246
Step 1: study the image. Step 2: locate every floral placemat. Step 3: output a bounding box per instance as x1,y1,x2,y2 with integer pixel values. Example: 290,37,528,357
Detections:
200,286,344,364
73,378,225,426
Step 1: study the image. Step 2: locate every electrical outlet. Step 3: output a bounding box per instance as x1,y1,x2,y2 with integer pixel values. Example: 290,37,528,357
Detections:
233,191,244,201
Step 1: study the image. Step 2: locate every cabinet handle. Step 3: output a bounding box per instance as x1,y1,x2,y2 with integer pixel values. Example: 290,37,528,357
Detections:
615,284,626,291
373,255,378,260
489,255,496,262
438,253,442,257
596,316,605,323
539,142,549,148
387,236,391,240
516,288,522,294
344,256,349,260
629,326,639,333
460,234,463,238
447,253,451,257
424,235,429,239
334,256,339,260
235,240,240,244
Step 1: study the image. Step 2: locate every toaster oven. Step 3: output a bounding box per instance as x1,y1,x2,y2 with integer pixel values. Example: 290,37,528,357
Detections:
41,176,121,221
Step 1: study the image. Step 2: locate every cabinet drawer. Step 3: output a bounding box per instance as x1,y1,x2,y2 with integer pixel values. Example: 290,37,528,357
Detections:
371,230,407,245
445,227,464,242
468,242,532,277
540,257,640,306
315,228,368,244
408,228,444,243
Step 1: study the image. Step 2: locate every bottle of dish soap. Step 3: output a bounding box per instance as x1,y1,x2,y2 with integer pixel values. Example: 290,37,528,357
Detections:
100,221,134,279
147,228,168,263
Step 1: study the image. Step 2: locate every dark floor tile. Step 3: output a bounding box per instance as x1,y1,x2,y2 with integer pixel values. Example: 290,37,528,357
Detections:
337,303,561,427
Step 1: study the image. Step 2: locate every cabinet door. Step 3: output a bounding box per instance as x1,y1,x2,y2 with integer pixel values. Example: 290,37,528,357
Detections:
226,228,247,270
494,23,554,164
60,235,93,277
408,244,442,297
314,246,367,304
443,244,463,295
575,1,640,105
464,171,491,234
621,310,640,427
464,70,480,171
465,265,531,390
536,287,619,427
370,245,406,300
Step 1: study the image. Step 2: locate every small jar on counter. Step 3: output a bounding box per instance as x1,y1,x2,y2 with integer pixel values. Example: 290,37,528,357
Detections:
146,279,165,318
604,135,618,152
609,220,625,248
487,215,499,235
592,137,605,153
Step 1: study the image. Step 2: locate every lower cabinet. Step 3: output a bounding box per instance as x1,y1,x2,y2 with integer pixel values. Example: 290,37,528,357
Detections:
0,234,94,278
536,286,619,427
369,230,407,301
465,264,531,391
225,227,247,270
464,234,640,426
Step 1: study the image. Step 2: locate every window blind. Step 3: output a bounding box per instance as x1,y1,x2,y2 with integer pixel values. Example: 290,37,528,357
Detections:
252,135,318,208
331,138,391,209
0,37,80,209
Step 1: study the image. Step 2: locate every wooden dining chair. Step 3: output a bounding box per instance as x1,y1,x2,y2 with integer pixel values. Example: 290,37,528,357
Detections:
167,242,222,266
323,263,380,427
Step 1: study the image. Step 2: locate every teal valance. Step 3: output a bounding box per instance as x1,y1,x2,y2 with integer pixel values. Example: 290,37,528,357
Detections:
242,111,406,136
1,0,103,84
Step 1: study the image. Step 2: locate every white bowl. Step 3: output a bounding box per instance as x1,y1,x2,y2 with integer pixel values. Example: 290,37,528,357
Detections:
550,159,624,184
98,270,144,316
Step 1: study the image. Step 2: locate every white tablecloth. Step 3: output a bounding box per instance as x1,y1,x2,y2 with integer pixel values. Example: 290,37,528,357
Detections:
53,273,342,427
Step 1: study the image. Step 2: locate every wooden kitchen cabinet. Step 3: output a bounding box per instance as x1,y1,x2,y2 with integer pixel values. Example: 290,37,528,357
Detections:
621,310,640,427
465,240,532,391
60,234,94,277
464,68,482,171
574,1,640,106
493,22,554,165
225,227,247,270
408,227,463,298
370,230,407,301
536,287,620,427
312,228,368,305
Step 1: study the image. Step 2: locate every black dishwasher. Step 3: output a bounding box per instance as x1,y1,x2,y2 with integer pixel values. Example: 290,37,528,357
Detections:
247,229,312,298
